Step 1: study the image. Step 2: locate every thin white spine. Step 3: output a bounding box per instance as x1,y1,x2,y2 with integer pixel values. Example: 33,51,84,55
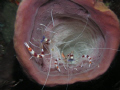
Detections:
29,41,40,48
51,9,55,26
39,24,57,34
41,49,53,90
